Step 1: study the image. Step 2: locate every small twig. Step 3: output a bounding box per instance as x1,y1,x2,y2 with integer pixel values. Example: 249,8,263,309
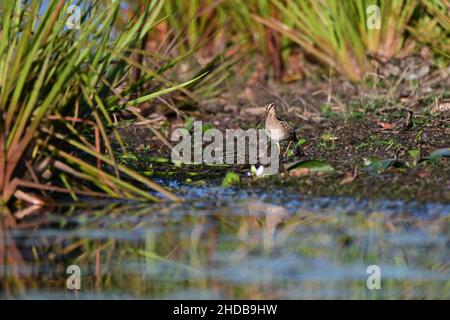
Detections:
25,160,48,198
385,141,395,152
352,165,358,179
16,179,111,198
14,205,43,220
157,96,186,118
282,140,293,158
14,188,48,206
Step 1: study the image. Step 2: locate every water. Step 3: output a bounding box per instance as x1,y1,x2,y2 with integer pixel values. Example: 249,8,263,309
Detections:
1,184,449,299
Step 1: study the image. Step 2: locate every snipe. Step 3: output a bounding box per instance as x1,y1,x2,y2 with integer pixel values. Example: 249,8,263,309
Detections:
262,103,295,156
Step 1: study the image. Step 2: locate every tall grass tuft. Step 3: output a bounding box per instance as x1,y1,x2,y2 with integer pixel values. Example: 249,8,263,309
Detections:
0,0,209,205
252,0,418,81
159,0,442,81
409,0,450,59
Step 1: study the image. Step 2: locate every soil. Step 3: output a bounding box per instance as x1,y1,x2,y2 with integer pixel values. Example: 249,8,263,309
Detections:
115,72,450,203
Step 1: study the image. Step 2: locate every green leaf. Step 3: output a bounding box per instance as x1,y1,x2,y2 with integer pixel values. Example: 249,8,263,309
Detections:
124,72,208,107
201,123,215,133
184,117,194,131
295,138,307,147
289,138,307,156
287,160,335,175
430,148,450,158
363,157,380,166
222,172,240,187
120,152,140,162
365,158,408,171
141,156,170,164
321,132,336,142
408,149,421,159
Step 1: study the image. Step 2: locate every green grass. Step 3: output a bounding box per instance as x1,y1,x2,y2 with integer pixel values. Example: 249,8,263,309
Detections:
252,0,418,81
408,0,450,59
158,0,448,81
0,0,213,205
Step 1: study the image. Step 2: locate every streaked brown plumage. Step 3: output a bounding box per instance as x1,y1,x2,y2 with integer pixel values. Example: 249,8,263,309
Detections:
264,103,295,155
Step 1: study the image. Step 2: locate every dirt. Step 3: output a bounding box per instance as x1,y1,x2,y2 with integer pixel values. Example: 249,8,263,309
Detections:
115,73,450,203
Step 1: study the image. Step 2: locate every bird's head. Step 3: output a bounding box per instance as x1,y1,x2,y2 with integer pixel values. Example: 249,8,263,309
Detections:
255,103,276,127
265,103,276,116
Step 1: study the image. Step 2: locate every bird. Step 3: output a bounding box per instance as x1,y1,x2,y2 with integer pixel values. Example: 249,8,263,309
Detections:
258,103,296,157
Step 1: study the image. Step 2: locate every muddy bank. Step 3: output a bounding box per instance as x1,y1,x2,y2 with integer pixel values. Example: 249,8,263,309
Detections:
114,74,450,203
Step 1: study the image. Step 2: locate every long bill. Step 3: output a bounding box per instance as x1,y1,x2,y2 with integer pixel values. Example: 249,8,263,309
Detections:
255,113,266,128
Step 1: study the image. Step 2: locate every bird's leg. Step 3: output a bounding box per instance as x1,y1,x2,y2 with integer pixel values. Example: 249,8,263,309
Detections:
276,142,280,156
282,140,293,158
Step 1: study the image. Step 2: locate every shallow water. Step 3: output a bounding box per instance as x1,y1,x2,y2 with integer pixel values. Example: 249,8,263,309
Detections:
1,183,450,299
